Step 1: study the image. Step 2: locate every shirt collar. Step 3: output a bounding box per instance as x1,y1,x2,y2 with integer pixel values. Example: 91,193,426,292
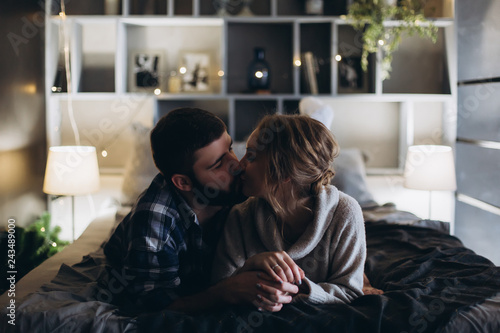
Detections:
174,191,199,229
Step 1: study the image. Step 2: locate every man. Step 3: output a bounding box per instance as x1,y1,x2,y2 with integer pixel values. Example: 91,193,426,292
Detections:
104,108,298,313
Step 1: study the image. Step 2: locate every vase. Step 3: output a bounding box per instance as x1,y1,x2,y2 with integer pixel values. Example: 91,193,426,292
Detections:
247,47,270,92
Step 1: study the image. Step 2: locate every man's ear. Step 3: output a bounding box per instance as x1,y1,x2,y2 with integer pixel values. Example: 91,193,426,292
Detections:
171,174,193,192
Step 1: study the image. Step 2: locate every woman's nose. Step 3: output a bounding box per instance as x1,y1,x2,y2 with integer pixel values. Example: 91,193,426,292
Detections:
239,157,247,170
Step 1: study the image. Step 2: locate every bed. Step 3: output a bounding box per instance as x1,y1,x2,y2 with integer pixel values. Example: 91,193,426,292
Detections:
1,144,499,333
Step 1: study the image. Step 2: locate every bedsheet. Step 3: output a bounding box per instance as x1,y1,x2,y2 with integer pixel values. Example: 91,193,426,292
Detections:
138,223,500,333
2,221,499,333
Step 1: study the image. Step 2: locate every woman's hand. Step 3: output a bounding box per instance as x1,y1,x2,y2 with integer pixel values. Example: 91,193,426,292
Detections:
218,271,299,312
240,251,305,284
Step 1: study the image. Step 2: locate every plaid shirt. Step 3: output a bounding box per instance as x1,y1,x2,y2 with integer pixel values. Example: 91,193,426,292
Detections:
104,173,226,311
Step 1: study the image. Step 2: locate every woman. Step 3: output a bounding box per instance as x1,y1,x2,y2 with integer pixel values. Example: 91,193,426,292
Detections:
211,114,369,309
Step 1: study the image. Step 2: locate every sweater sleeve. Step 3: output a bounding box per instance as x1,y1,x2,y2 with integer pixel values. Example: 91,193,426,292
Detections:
210,205,249,284
294,195,366,304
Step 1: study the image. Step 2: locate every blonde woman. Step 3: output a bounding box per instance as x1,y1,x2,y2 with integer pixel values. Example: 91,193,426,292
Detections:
212,114,367,312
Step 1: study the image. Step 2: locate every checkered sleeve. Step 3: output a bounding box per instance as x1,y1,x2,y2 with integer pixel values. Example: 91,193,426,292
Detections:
123,201,187,310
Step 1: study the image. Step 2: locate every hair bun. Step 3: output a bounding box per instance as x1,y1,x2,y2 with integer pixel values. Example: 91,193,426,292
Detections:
310,167,335,195
321,168,335,186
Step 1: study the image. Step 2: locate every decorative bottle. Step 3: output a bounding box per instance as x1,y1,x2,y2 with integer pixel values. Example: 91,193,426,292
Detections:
247,47,270,92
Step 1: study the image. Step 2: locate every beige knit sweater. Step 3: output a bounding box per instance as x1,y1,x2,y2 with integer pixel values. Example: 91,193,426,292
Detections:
211,185,366,304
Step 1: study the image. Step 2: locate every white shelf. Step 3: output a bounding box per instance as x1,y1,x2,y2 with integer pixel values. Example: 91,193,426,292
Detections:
45,0,456,173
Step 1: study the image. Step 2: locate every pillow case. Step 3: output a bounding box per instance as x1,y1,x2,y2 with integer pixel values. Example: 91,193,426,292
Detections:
121,123,158,206
331,148,377,208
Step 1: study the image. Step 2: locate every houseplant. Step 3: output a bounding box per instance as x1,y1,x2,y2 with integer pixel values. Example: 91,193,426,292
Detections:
0,212,69,294
347,0,438,80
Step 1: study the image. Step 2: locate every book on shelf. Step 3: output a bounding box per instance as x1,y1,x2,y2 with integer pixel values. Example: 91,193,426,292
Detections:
302,51,318,95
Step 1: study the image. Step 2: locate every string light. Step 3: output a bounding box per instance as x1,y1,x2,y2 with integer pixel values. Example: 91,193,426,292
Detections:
335,55,342,62
59,0,81,145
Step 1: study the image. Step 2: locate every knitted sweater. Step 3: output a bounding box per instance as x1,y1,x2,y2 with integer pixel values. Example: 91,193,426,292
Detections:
211,185,366,304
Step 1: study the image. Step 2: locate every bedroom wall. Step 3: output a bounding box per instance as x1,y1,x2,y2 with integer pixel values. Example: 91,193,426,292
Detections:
455,0,500,265
0,0,46,228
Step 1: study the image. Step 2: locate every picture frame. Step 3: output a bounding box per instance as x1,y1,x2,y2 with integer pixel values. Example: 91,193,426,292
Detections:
179,51,211,93
338,56,365,93
129,50,164,93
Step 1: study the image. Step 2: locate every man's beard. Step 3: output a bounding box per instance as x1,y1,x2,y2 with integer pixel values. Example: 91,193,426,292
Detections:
189,173,247,207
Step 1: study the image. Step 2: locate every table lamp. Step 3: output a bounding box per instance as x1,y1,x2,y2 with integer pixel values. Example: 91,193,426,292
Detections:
403,145,456,219
43,146,100,241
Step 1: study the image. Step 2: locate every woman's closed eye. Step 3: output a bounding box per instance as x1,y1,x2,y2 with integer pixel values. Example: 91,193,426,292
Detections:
245,150,257,162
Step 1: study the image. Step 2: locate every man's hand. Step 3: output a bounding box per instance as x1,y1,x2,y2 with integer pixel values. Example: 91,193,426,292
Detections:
239,251,305,284
216,271,299,312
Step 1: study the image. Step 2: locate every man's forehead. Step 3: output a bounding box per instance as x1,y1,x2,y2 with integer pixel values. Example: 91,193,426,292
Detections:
193,132,230,164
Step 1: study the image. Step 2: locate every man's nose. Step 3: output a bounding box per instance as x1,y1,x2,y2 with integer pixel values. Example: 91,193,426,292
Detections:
228,157,243,176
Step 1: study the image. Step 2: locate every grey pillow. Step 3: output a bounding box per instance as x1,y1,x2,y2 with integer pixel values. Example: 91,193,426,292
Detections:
331,148,377,208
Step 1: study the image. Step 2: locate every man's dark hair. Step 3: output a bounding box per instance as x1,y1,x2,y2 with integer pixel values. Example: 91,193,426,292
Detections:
150,107,227,179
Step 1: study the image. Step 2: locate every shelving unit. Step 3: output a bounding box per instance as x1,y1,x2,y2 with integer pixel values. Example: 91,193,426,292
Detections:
45,0,456,173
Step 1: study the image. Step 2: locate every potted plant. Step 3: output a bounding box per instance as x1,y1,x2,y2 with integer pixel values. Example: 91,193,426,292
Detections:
347,0,438,80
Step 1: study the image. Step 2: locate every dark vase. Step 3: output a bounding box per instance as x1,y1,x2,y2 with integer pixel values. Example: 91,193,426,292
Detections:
247,47,270,92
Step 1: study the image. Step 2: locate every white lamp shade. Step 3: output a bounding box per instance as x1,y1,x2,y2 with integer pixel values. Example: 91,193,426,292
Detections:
403,145,457,191
43,146,100,195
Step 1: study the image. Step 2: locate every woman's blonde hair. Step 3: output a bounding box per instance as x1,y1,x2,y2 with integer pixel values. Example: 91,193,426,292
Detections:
253,114,339,219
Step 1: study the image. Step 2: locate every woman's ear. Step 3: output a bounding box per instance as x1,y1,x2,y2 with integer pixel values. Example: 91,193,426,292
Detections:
171,174,193,192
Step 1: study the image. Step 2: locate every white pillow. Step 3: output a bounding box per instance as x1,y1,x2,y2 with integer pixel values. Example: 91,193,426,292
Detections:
232,141,247,160
120,123,158,206
299,97,334,131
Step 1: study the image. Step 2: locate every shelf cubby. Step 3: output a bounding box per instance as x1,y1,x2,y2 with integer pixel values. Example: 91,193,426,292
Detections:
336,24,376,94
129,0,167,15
76,21,117,93
382,28,451,94
227,22,293,94
124,19,223,94
199,0,271,16
174,0,192,15
53,0,124,15
300,22,331,95
283,99,300,114
234,100,277,141
277,0,347,16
